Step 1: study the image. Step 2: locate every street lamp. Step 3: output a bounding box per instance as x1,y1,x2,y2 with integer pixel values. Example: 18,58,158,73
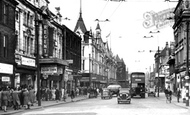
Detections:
35,12,41,106
95,19,110,22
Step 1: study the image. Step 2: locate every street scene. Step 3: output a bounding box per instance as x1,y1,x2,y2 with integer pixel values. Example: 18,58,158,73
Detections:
1,0,190,115
10,93,190,115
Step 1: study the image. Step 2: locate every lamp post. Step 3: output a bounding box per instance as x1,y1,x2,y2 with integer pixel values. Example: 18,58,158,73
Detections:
185,21,189,106
35,12,41,106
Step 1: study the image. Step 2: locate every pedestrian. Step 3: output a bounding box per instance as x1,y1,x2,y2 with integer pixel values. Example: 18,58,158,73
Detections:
51,87,56,101
55,88,60,103
70,88,75,102
28,86,35,106
61,88,65,101
2,87,9,112
177,88,181,103
23,87,31,109
12,87,21,110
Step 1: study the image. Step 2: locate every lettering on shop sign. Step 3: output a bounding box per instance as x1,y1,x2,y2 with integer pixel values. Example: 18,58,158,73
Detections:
135,79,141,81
0,63,13,74
43,24,48,57
41,66,57,74
2,77,10,81
143,8,175,29
21,56,36,67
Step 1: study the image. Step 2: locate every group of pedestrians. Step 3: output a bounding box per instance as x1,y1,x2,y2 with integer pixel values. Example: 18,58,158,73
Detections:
0,85,36,112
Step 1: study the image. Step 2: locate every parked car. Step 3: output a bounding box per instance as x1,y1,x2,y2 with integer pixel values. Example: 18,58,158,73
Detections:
101,88,112,99
117,88,131,104
107,84,121,96
148,88,156,97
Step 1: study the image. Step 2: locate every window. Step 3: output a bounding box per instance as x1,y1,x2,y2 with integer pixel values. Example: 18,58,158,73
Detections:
15,10,19,21
3,35,8,58
3,3,8,24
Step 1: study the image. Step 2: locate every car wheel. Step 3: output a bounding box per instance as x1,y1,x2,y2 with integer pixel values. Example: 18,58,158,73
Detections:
129,101,131,104
118,101,120,104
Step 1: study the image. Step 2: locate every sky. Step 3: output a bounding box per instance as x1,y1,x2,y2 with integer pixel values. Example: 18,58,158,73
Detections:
48,0,178,73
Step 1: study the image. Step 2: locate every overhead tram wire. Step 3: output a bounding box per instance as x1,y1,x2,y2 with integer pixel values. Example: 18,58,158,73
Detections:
98,0,109,19
108,1,123,20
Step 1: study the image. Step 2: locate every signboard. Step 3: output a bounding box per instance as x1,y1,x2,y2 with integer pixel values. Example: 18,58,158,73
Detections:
0,63,13,74
43,24,48,56
41,66,57,74
143,8,175,29
2,76,10,82
135,79,141,82
21,56,36,67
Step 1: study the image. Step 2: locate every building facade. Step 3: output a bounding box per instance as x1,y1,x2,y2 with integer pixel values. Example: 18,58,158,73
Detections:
172,0,190,94
0,0,18,88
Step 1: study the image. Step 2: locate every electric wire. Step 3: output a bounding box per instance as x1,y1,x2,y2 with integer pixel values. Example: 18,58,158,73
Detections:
98,0,109,19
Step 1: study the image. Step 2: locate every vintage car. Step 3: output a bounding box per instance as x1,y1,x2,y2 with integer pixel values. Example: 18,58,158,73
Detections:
148,88,156,97
101,88,112,99
117,88,131,104
107,84,121,96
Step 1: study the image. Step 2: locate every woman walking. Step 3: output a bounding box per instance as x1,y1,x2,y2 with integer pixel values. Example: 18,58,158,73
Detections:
23,87,31,109
28,86,35,106
12,87,21,110
2,87,9,112
55,88,60,103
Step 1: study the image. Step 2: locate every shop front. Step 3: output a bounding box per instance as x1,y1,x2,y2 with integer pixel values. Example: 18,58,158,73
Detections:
15,55,36,88
0,63,14,88
40,58,68,90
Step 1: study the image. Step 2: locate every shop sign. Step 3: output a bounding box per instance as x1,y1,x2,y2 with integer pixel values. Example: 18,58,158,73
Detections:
21,56,36,67
41,66,57,74
2,76,10,81
0,63,13,74
68,74,73,81
64,73,68,81
57,67,63,74
43,24,48,57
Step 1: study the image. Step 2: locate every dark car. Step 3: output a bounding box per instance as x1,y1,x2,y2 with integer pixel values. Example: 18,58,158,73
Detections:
117,88,131,104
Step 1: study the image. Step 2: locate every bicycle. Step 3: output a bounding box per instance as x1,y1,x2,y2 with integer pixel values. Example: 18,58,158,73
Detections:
166,94,171,103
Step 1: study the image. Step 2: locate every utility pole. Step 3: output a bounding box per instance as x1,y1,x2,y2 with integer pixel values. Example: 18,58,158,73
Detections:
185,21,189,106
157,46,160,97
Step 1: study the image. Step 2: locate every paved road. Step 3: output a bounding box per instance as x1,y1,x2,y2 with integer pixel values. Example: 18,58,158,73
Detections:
13,93,190,115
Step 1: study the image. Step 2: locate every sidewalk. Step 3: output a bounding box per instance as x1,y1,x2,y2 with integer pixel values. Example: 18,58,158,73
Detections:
0,95,88,115
156,92,190,109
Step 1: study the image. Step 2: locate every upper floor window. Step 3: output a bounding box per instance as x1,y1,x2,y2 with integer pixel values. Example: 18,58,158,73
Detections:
3,3,8,24
0,33,8,58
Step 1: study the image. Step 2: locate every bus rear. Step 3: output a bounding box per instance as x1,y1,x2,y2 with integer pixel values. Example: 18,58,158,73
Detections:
130,72,146,98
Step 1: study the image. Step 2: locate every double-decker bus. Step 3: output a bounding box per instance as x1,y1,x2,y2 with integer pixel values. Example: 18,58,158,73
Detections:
130,72,146,98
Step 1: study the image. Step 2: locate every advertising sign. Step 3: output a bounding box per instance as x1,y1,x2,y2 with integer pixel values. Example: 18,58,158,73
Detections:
21,56,36,67
41,66,57,74
2,76,10,82
143,8,175,29
0,63,13,74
